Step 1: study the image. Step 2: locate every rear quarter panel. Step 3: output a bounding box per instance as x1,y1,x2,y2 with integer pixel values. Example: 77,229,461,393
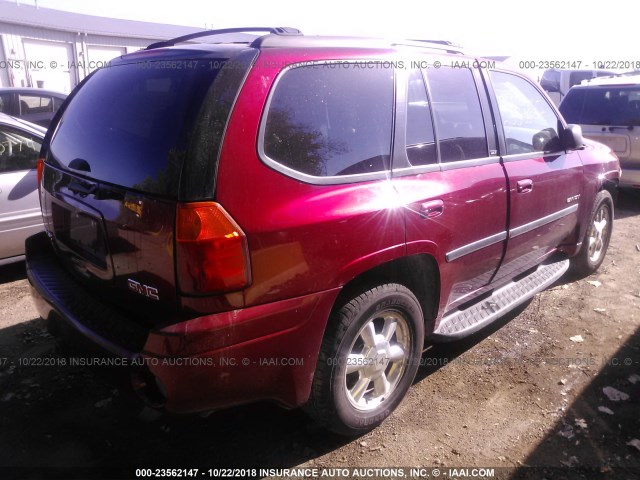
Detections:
214,49,407,309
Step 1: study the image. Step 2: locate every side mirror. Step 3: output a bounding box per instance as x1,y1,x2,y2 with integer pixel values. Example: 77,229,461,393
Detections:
532,128,561,152
562,124,584,150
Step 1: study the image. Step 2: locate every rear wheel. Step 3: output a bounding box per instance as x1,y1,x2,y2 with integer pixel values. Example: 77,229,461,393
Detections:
305,284,424,436
571,190,614,276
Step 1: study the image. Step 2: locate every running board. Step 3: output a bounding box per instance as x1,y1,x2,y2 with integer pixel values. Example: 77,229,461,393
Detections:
432,258,570,341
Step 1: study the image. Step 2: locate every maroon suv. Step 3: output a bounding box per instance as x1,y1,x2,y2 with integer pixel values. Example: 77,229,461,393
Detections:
26,27,620,435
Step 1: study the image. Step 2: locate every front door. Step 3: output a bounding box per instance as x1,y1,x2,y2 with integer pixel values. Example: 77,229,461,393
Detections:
486,70,583,282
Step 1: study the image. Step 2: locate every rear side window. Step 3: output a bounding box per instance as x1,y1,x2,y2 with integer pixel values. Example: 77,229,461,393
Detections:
49,60,225,197
19,94,53,114
406,68,437,166
490,71,562,154
560,86,640,126
262,63,394,178
427,67,488,162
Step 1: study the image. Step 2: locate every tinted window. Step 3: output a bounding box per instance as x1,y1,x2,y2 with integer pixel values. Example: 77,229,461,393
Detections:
406,69,436,166
490,71,561,154
427,67,488,162
0,125,41,173
49,61,223,197
560,86,640,126
263,63,394,177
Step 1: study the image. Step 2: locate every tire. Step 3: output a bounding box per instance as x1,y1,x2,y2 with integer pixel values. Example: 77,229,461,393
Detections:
305,284,424,436
571,190,614,277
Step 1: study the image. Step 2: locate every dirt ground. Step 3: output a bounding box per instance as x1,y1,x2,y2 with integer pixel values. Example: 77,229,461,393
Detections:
0,191,639,480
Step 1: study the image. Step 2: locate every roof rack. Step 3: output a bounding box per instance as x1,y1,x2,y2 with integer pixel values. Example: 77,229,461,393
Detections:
146,27,302,50
250,34,465,54
409,39,459,47
581,73,640,86
392,39,464,54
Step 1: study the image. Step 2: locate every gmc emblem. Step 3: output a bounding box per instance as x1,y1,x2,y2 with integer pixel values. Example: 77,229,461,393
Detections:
127,279,160,301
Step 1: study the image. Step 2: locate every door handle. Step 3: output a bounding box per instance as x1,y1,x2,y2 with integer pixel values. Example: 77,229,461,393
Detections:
516,179,533,194
418,199,444,219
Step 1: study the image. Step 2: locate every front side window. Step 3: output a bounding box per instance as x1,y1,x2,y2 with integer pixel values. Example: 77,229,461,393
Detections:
263,63,394,178
0,126,41,173
427,67,488,162
490,71,562,155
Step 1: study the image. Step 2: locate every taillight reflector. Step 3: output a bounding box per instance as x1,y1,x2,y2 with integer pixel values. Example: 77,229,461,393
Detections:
175,202,250,294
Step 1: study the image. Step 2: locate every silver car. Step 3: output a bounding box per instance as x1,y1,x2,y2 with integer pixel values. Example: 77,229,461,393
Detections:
559,74,640,188
0,112,45,265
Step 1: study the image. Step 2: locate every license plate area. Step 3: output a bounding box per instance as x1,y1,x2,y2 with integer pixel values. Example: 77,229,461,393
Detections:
53,203,108,270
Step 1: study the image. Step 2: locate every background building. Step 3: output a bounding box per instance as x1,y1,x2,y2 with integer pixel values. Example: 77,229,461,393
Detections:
0,1,202,93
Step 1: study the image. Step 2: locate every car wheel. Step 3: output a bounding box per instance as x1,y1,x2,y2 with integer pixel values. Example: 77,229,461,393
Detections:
305,283,424,436
571,190,614,276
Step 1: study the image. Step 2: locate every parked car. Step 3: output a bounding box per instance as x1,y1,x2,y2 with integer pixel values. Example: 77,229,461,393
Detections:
0,87,67,128
0,113,45,266
559,74,640,188
26,27,620,436
540,69,614,105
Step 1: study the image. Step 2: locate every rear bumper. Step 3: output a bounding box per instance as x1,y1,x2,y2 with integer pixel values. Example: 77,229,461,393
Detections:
26,231,339,413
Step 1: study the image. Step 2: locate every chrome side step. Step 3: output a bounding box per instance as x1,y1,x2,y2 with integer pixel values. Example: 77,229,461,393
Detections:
432,258,570,341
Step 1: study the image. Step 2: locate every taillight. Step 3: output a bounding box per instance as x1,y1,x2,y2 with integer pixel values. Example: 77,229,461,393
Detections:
36,157,44,187
175,202,250,294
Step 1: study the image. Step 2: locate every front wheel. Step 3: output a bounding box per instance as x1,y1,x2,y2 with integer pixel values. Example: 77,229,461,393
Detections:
571,190,614,276
305,284,424,436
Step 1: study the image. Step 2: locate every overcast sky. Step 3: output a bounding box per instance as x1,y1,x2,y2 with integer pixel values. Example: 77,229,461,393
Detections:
19,0,636,63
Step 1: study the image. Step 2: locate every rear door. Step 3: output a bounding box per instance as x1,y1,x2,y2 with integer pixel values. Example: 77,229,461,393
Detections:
486,70,583,281
393,61,509,313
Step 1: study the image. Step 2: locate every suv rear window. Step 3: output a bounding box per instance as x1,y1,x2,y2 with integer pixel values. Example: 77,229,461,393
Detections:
262,63,394,178
49,60,226,197
560,86,640,126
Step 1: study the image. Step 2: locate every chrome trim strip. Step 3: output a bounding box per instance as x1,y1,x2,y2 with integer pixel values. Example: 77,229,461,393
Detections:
445,231,507,262
509,204,579,238
392,164,440,176
501,150,563,163
392,155,500,177
439,155,499,171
